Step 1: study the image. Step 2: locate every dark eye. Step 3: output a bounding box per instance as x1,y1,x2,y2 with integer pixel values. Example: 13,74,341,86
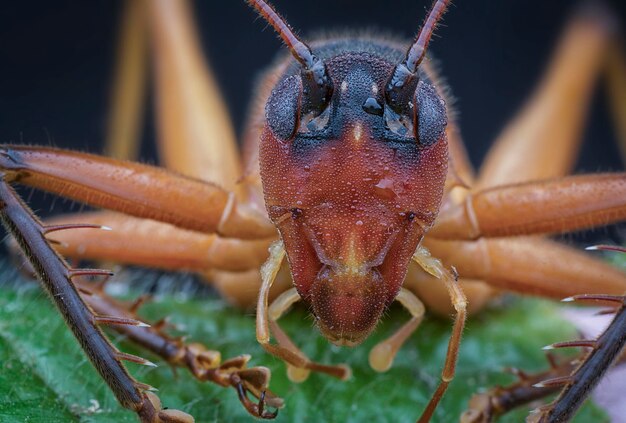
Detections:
413,81,447,146
265,72,333,139
265,75,303,141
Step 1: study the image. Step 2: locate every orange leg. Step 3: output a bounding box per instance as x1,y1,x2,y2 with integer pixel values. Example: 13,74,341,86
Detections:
476,7,614,188
405,269,495,317
424,237,626,300
148,0,241,187
38,211,274,272
0,145,273,239
105,0,147,161
18,210,290,310
209,264,293,309
431,173,626,240
605,40,626,165
33,211,288,309
146,0,270,214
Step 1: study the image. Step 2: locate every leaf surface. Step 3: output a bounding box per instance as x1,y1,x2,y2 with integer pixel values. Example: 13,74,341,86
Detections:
0,269,609,423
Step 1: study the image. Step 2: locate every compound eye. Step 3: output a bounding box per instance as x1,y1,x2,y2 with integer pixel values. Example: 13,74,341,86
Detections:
265,75,303,141
413,81,447,146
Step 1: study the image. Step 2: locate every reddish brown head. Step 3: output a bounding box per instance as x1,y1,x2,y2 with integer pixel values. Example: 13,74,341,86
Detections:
249,0,450,346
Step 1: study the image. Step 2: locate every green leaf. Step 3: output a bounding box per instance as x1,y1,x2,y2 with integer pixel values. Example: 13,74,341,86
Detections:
0,270,608,423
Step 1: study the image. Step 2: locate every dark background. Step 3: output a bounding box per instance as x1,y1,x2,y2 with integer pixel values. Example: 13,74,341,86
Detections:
0,0,624,230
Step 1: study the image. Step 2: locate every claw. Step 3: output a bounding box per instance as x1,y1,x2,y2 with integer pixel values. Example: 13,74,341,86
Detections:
257,391,279,419
233,377,280,419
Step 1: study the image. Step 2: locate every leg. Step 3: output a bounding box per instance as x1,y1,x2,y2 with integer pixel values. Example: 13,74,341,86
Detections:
148,0,241,187
31,210,290,309
210,267,293,309
256,242,351,381
463,247,626,423
105,0,147,161
0,146,273,239
412,246,467,423
405,265,495,316
75,277,282,419
35,211,273,273
268,288,350,381
424,237,626,300
605,40,626,164
368,288,425,372
460,354,579,423
0,177,192,423
529,242,626,423
430,173,626,240
476,6,614,188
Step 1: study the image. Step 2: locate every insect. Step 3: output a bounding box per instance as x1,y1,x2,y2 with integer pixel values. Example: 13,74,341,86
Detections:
0,0,625,422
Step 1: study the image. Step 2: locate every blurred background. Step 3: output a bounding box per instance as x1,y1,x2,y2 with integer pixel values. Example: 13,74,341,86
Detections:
0,0,624,236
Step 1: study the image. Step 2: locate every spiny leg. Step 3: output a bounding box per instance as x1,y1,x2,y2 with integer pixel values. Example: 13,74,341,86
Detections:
75,277,282,419
412,246,467,423
0,176,193,423
369,288,425,372
6,211,284,310
0,146,273,239
532,308,626,422
460,353,580,423
256,241,351,381
422,241,626,421
530,303,626,422
529,246,626,423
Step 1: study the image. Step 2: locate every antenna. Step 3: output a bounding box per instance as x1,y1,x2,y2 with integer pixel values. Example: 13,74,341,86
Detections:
385,0,451,113
246,0,333,113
